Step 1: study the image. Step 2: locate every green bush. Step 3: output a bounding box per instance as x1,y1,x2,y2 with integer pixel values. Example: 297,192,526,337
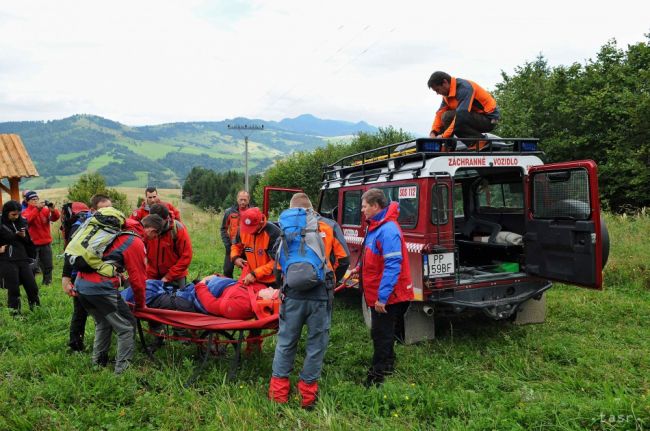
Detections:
66,172,130,215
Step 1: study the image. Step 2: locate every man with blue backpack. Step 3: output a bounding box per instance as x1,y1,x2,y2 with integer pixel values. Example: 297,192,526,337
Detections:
269,193,349,409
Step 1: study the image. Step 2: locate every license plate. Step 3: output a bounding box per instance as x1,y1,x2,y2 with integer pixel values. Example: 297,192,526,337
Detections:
423,252,455,278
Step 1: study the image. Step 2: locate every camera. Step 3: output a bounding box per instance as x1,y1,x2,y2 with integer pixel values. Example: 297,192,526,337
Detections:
44,200,54,208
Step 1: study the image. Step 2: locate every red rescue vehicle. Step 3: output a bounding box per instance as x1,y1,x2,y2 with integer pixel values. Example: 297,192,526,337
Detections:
313,137,608,343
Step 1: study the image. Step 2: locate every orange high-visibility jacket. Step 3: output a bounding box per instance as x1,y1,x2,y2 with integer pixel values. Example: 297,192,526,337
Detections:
230,222,281,285
431,77,500,138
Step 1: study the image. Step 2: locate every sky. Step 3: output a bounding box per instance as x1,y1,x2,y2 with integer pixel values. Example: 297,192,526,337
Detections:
0,0,648,136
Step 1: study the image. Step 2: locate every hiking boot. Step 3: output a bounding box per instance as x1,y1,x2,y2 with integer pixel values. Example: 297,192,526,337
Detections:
364,368,385,388
68,340,85,352
468,140,489,151
268,376,290,404
93,352,109,368
28,298,41,311
114,360,130,375
298,380,318,410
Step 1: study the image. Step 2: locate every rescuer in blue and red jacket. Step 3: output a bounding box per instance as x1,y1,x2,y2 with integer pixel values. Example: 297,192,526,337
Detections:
352,188,413,386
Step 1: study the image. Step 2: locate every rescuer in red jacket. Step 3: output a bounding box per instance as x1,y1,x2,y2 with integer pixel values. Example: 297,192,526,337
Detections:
141,204,193,289
21,190,61,285
130,186,181,222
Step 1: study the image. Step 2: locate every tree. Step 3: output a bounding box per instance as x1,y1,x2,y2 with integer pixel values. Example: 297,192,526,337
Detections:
253,127,413,211
67,172,130,214
494,36,650,211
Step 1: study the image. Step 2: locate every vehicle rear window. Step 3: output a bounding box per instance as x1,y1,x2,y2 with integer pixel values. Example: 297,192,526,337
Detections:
477,181,524,213
531,168,591,220
453,183,464,218
431,184,450,225
342,190,361,226
378,185,418,229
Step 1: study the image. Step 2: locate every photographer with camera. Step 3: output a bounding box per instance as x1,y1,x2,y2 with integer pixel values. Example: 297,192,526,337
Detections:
22,190,60,285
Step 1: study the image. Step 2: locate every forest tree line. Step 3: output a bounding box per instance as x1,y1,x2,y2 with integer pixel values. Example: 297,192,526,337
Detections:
182,169,262,211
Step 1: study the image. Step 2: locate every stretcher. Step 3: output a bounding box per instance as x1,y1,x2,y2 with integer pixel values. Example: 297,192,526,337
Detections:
131,306,279,386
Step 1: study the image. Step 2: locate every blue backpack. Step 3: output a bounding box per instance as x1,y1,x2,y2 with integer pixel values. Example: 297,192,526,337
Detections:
276,208,328,291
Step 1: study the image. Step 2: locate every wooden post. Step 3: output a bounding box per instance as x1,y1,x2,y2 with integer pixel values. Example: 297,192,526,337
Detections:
9,177,20,201
0,179,11,207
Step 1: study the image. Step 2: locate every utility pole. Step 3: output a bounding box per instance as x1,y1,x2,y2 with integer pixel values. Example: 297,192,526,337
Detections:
227,123,264,193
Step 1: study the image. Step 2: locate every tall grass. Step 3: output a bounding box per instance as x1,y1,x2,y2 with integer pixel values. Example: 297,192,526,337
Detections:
0,206,647,430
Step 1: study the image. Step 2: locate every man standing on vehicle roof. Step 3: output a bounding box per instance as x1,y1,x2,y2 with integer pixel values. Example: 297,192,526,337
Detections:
352,188,413,387
130,186,181,222
428,71,500,149
220,190,250,278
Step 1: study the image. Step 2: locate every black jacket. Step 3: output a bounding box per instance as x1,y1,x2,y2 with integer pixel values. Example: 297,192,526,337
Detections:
0,215,36,262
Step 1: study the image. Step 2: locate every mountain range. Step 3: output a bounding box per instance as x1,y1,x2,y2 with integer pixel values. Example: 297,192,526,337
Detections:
0,114,377,189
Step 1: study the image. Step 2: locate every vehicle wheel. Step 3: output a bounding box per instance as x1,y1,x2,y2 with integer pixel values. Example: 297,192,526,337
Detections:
361,293,372,329
601,214,610,268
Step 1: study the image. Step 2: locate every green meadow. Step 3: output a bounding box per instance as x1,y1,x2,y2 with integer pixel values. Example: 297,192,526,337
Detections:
0,200,647,430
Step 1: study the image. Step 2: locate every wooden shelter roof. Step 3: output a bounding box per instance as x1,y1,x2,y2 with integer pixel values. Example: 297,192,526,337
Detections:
0,134,39,179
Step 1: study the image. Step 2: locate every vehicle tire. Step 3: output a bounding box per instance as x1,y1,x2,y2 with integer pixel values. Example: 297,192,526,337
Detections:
361,292,372,329
601,214,610,268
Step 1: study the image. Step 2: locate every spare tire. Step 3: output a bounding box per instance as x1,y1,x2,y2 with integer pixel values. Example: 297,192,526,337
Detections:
601,215,610,268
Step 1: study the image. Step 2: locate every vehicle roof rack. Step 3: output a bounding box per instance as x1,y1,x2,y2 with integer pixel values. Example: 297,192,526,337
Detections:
322,137,542,185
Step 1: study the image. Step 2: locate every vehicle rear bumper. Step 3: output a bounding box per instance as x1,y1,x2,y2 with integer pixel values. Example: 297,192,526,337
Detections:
426,279,552,319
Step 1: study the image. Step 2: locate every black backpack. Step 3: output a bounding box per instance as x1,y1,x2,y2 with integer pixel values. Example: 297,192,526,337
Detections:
61,202,91,246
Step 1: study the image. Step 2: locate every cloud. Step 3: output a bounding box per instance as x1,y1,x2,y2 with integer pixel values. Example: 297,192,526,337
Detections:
0,0,649,136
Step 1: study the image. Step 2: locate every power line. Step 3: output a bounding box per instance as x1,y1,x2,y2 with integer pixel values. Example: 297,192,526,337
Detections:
254,24,376,116
227,123,264,192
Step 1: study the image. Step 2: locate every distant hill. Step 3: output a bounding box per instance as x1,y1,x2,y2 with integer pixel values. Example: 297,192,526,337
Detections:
275,114,376,137
0,114,377,189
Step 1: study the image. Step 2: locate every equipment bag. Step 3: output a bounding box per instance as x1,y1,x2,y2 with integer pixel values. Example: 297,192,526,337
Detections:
64,207,126,277
275,207,327,291
61,202,91,246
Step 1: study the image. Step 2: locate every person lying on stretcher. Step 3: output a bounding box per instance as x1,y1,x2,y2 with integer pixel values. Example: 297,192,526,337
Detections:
121,274,279,320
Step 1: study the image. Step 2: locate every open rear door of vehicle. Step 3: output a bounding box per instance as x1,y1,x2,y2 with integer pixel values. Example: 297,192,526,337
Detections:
262,186,304,217
524,160,603,289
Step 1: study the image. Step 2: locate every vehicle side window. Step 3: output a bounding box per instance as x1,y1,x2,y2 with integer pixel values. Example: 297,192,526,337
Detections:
379,185,418,229
319,189,338,221
477,181,524,213
532,169,591,220
431,184,449,225
342,190,361,226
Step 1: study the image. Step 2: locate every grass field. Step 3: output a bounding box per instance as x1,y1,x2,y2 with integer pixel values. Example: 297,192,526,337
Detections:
0,201,648,430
